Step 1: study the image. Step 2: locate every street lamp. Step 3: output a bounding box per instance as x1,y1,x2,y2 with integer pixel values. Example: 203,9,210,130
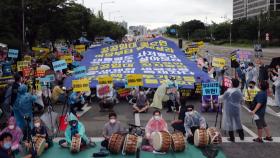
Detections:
101,1,114,13
109,10,120,21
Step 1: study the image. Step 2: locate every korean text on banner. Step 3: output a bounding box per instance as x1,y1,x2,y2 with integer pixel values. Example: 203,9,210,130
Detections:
212,57,226,68
98,76,113,85
8,49,19,58
96,84,113,98
72,79,90,92
127,74,143,87
74,66,87,79
36,68,45,77
17,61,30,71
202,82,220,96
60,55,73,64
39,75,55,83
223,76,232,88
52,60,67,71
74,45,86,53
23,67,32,77
32,47,50,53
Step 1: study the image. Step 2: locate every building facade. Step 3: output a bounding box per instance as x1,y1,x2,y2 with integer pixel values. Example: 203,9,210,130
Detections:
233,0,280,20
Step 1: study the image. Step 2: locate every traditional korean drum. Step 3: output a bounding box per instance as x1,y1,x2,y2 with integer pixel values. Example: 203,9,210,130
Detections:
151,131,171,152
108,133,125,154
194,129,209,147
70,136,81,153
207,127,222,145
122,134,139,155
33,136,46,156
171,132,186,152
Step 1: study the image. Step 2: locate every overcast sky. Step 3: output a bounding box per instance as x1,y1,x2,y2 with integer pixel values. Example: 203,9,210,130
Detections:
77,0,233,29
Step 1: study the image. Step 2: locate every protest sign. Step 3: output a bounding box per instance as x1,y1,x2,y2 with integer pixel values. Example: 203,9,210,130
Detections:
180,89,191,97
195,83,202,94
96,84,113,98
74,45,86,53
39,74,55,83
52,60,67,71
36,68,46,77
212,57,226,68
72,78,90,92
23,55,32,62
17,61,30,71
223,76,232,88
230,52,239,68
202,82,220,96
8,49,19,58
23,67,32,77
74,66,87,79
32,47,50,53
60,55,73,64
98,76,113,85
117,88,131,97
127,74,143,87
237,51,252,62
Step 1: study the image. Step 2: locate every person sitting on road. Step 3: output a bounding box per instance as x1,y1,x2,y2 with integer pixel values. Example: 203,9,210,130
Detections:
171,104,188,134
145,110,168,145
184,105,207,144
59,113,95,149
68,90,85,116
101,112,125,149
133,88,149,113
51,81,66,104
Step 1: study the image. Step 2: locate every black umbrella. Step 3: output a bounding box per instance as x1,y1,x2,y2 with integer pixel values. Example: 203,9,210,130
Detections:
269,57,280,68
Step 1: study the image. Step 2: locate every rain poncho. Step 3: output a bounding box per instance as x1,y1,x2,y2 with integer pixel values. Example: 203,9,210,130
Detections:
64,113,89,144
13,84,37,129
219,88,243,131
274,77,280,107
184,111,206,137
0,117,23,151
150,82,170,109
145,116,168,139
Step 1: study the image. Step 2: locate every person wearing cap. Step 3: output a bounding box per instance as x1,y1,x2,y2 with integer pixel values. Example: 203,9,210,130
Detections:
0,117,23,153
59,113,95,149
184,105,207,144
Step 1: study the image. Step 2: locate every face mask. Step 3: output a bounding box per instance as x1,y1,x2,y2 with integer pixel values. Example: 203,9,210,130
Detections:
110,119,116,124
140,92,144,95
154,116,161,120
8,125,15,130
34,123,40,128
3,142,12,149
187,111,194,115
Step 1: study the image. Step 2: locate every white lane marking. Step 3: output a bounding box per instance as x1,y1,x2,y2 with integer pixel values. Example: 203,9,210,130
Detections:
134,113,141,126
77,104,91,118
242,124,258,138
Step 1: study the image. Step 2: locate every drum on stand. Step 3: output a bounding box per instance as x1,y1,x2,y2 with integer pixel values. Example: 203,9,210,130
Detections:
70,136,81,153
194,129,209,147
108,133,125,154
151,131,171,152
33,136,46,156
122,134,139,155
207,127,222,145
171,132,186,152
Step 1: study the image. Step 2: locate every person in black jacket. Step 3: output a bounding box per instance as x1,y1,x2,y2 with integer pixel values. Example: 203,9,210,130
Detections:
0,132,14,158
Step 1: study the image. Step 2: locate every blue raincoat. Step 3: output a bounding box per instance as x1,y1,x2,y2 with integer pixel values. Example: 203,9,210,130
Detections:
13,84,37,129
64,113,89,144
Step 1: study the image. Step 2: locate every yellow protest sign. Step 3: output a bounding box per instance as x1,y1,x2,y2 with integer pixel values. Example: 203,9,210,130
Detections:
127,74,143,87
197,41,204,48
17,61,30,71
32,47,50,53
35,79,42,91
60,55,73,64
75,45,86,53
23,55,32,62
72,78,90,92
98,76,113,85
145,79,158,84
183,76,196,83
212,57,226,68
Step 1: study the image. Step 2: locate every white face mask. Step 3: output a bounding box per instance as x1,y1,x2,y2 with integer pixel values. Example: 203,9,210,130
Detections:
110,119,116,124
154,116,161,120
8,125,15,130
34,123,40,128
187,111,194,115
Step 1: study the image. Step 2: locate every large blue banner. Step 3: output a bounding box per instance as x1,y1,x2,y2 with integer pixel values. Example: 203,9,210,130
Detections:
64,37,209,89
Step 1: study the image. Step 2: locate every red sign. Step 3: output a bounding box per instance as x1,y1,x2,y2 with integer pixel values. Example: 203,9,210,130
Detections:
223,76,232,88
22,67,32,77
35,68,46,77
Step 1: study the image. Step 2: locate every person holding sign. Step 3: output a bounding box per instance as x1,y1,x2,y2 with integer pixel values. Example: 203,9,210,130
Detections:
132,87,149,113
244,81,260,108
219,79,244,142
